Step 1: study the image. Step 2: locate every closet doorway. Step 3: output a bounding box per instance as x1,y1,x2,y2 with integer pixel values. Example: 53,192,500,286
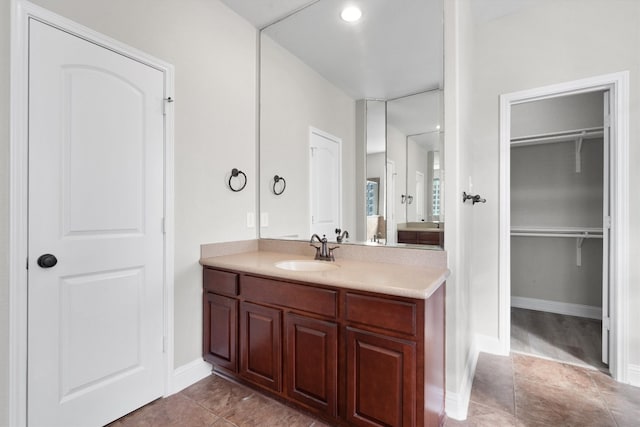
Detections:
498,73,630,382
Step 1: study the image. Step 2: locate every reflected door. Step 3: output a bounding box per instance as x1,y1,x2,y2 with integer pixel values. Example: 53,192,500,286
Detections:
310,128,342,238
27,20,165,426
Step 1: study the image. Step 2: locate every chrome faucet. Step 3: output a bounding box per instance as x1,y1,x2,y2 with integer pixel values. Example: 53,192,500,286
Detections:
335,228,349,243
310,234,338,261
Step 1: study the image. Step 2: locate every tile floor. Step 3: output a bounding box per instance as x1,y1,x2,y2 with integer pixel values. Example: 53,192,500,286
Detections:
108,373,329,427
445,352,640,427
109,353,640,427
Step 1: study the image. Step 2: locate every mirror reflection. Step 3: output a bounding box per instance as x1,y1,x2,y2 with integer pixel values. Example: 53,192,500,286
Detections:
387,90,445,247
259,0,444,249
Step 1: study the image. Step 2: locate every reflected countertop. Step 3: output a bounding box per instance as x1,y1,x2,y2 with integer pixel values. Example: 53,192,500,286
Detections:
200,251,448,300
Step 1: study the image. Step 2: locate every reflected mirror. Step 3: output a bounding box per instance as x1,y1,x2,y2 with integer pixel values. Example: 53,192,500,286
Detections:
259,0,444,248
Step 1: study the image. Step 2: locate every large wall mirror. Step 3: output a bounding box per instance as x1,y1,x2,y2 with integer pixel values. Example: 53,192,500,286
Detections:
259,0,444,249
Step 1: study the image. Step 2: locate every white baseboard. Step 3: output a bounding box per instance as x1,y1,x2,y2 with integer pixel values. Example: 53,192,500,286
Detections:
475,334,506,356
628,364,640,388
511,296,602,320
170,358,212,395
445,340,479,420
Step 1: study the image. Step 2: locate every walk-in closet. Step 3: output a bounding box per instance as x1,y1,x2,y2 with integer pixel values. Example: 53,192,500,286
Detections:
510,91,609,372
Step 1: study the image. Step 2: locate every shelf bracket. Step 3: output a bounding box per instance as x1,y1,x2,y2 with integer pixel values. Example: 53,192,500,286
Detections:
576,234,587,266
575,131,586,173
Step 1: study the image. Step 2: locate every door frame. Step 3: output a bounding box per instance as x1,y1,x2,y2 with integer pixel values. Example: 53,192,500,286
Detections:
498,72,629,382
9,1,175,425
308,126,343,236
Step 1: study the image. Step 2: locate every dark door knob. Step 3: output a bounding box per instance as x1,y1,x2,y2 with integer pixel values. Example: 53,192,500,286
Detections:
37,254,58,268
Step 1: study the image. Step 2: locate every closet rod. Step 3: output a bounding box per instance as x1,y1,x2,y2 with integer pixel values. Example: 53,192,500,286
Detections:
510,232,603,238
511,226,603,233
510,126,603,147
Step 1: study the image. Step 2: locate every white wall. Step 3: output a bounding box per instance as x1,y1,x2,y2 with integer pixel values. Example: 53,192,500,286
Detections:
443,0,476,415
462,0,640,370
0,0,10,423
17,0,258,377
511,91,604,137
260,35,356,240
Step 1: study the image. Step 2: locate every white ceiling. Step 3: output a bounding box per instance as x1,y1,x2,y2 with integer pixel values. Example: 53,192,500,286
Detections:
221,0,443,100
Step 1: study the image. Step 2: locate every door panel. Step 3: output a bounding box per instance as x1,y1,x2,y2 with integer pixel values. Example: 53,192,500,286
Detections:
63,67,145,236
346,328,416,427
28,20,165,427
240,302,282,392
204,293,238,372
285,313,338,415
310,129,341,237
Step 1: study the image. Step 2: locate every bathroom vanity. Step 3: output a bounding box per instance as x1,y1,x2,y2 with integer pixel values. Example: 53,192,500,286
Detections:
200,250,447,427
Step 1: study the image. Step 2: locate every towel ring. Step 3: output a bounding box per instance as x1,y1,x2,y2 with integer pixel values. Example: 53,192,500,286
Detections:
273,175,286,196
228,168,247,192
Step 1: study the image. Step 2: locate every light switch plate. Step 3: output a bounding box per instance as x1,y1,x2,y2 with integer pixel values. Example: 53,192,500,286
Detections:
260,212,269,227
247,212,255,228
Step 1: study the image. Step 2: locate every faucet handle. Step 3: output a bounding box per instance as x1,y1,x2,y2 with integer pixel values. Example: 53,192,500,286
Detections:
310,244,321,260
327,246,339,261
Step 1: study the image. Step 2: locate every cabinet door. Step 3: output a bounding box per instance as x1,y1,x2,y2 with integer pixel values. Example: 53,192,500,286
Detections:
346,328,416,427
240,301,282,392
285,313,338,416
203,293,237,372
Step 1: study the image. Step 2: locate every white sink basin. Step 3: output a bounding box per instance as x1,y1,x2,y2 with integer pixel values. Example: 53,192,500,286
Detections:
275,260,339,272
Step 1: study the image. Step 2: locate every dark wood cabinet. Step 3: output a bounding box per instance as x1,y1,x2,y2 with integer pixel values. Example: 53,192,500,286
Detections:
285,313,338,416
397,229,443,247
240,301,282,392
202,266,445,426
203,292,237,372
203,268,239,372
346,328,416,427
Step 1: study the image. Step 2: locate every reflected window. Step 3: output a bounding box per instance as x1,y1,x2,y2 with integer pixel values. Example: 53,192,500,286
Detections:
432,178,441,216
366,180,379,216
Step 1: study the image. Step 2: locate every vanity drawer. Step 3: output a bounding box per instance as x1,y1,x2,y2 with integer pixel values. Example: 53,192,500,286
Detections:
417,231,441,246
397,230,418,244
203,268,239,296
345,293,417,336
241,276,337,318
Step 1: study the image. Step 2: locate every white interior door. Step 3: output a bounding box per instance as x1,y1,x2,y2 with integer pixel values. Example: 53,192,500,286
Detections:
386,160,396,244
309,128,341,238
602,91,611,365
415,171,425,221
28,20,165,427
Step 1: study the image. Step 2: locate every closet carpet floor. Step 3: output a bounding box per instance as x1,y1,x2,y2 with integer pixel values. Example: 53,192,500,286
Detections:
511,307,607,371
445,352,640,427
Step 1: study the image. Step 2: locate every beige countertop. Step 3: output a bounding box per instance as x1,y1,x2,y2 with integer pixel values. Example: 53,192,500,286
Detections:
200,251,448,299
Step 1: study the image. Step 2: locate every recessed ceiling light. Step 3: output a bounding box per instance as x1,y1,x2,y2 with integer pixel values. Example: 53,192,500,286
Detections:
340,6,362,23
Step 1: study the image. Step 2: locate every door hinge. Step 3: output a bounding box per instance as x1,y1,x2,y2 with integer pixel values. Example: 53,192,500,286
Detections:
163,97,174,115
26,257,29,270
604,113,611,128
161,217,166,234
605,216,612,229
162,336,167,353
603,316,611,330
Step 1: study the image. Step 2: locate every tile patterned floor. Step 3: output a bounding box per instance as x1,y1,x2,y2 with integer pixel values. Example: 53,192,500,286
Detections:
445,352,640,427
107,374,330,427
109,353,640,427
